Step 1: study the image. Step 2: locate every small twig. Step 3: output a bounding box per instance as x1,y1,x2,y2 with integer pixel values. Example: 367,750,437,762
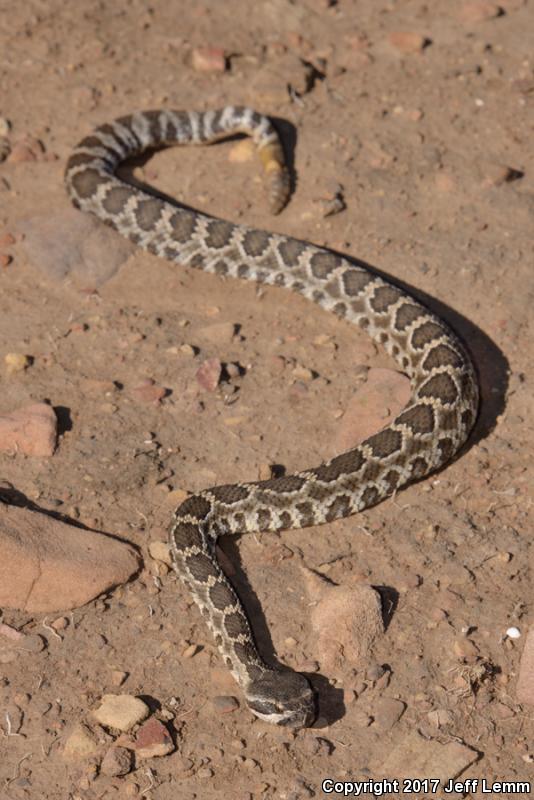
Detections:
140,767,157,796
4,752,32,788
42,617,63,641
136,508,149,525
4,712,22,738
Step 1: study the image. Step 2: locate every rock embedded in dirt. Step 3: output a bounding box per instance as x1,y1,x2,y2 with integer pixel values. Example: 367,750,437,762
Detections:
92,694,150,731
477,160,524,187
148,540,173,566
372,697,406,731
0,137,10,162
0,623,46,662
18,210,135,286
0,402,57,456
63,722,101,759
133,717,175,758
212,695,240,714
110,670,129,687
196,357,223,391
0,503,140,612
516,627,534,705
130,379,166,404
303,568,384,672
381,729,479,779
198,320,236,344
4,352,31,374
7,140,40,163
458,1,503,23
191,46,227,73
100,745,133,776
388,31,429,53
247,54,314,106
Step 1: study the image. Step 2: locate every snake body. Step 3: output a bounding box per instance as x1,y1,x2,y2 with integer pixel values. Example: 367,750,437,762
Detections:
65,107,479,727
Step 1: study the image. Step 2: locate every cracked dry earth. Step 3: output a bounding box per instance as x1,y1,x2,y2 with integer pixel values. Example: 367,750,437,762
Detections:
0,0,533,799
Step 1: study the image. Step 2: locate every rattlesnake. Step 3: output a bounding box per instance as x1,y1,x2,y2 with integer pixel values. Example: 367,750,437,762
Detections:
65,107,479,728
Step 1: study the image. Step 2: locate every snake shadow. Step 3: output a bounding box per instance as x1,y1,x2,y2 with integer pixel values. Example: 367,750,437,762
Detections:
218,535,345,726
332,252,509,453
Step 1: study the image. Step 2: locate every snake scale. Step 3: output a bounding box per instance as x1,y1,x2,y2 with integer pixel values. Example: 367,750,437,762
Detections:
65,107,479,727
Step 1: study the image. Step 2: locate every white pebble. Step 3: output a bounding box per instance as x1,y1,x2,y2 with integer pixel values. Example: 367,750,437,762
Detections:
506,627,521,639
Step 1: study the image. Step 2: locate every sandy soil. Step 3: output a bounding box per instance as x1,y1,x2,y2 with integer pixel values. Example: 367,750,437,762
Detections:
0,0,533,798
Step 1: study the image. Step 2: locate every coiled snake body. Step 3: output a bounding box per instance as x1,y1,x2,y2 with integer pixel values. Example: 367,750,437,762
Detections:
65,107,479,727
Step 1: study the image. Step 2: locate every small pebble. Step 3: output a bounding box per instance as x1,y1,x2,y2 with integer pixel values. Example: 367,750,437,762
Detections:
459,1,502,23
130,379,166,404
507,627,521,639
0,138,10,162
101,746,133,776
196,357,222,391
212,695,240,714
197,766,215,778
167,487,190,506
292,364,314,381
92,694,150,731
134,717,174,758
388,31,428,53
51,616,69,631
110,670,129,686
192,46,226,73
0,117,10,136
182,643,201,658
148,540,173,566
179,343,196,357
63,723,100,759
5,353,30,374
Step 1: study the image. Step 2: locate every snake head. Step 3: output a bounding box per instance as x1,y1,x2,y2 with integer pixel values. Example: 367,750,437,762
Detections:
246,670,316,728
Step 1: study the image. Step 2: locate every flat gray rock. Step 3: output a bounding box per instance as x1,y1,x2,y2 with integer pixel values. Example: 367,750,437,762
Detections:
19,208,135,286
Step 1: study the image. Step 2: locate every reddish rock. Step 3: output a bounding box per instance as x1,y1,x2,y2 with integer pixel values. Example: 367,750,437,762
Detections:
388,31,429,53
7,143,37,163
196,357,222,391
0,402,57,456
134,717,174,758
516,627,534,705
192,46,227,73
303,568,384,673
130,379,166,404
458,2,503,23
0,503,140,612
381,730,479,779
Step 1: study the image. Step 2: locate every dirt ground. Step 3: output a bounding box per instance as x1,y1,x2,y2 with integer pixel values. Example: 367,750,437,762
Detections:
0,0,533,798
